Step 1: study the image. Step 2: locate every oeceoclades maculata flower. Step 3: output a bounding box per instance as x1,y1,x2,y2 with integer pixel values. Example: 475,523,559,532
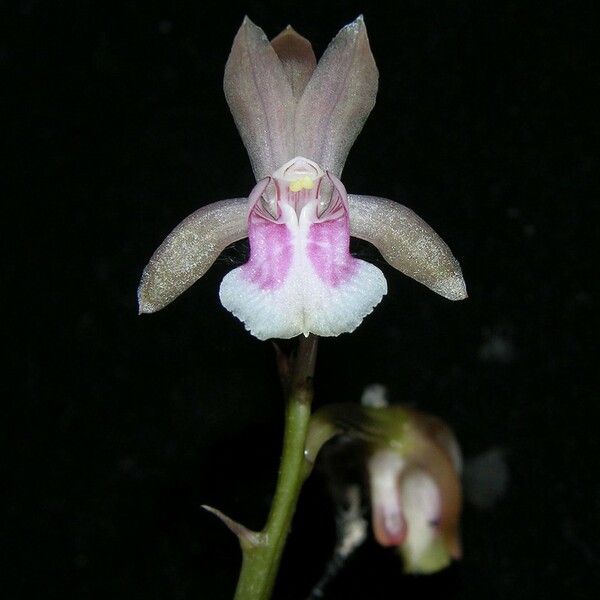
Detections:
306,397,463,575
138,17,467,340
366,409,463,574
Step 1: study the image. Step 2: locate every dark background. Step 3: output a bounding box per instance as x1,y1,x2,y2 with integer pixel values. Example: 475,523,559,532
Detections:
7,0,597,598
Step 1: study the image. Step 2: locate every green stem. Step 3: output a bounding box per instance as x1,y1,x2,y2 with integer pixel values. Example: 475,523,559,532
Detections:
233,335,318,600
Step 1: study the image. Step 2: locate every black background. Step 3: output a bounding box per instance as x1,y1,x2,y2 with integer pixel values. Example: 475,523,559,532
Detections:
7,1,597,598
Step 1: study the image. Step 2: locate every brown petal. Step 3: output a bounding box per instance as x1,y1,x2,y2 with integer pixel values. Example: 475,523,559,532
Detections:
138,198,248,314
348,195,467,301
271,26,317,100
294,16,378,177
224,18,295,179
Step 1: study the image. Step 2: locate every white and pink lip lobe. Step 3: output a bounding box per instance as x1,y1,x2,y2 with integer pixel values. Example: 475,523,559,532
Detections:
241,212,295,290
242,198,358,292
306,217,359,287
242,157,359,292
218,157,387,339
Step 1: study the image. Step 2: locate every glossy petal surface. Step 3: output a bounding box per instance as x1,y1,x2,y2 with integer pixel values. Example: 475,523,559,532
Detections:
348,195,467,300
270,26,316,99
224,18,295,179
294,16,378,176
138,198,248,313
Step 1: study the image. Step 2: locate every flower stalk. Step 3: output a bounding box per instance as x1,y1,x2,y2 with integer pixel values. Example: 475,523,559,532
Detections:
234,335,317,600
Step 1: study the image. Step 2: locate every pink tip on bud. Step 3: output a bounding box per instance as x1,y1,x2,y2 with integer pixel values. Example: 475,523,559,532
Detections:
368,450,407,546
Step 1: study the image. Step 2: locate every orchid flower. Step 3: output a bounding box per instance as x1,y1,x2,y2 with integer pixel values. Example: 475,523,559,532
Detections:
366,409,463,574
306,397,463,575
138,17,467,340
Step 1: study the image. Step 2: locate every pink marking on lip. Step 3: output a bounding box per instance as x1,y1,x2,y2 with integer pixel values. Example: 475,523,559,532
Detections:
242,212,293,290
373,499,408,547
307,218,358,287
